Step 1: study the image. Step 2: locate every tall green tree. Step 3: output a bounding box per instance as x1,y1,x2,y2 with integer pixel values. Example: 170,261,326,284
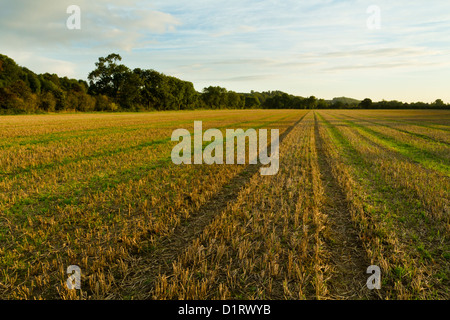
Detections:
359,98,373,109
202,86,228,109
88,53,129,100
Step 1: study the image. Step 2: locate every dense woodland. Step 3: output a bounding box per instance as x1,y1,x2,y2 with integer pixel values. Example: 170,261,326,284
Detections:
0,53,448,114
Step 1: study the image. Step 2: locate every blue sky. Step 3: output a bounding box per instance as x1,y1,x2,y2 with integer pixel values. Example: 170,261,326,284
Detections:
1,0,450,102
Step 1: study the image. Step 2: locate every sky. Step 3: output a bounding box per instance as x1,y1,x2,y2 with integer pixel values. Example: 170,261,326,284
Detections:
1,0,450,103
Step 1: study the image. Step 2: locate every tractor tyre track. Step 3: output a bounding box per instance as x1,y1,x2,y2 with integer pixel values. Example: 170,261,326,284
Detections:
313,112,377,299
120,112,309,299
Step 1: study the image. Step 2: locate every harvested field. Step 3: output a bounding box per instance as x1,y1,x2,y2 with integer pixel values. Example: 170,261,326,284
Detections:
0,109,448,300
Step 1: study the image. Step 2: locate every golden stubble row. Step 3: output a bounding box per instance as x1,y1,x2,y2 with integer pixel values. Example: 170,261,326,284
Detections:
150,112,334,300
0,111,283,174
332,110,450,145
317,111,448,299
0,110,302,299
0,111,291,209
322,111,448,221
332,111,450,162
0,110,297,139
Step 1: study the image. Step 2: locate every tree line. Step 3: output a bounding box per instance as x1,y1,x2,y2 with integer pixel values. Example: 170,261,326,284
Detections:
0,53,448,114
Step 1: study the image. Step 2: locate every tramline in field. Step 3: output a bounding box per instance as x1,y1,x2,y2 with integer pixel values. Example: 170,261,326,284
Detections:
0,109,448,300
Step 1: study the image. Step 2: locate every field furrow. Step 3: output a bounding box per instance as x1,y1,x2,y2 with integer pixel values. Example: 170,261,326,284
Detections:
0,110,306,299
117,111,310,299
336,113,450,162
317,111,449,299
0,109,448,300
312,112,374,299
143,112,323,300
327,113,450,175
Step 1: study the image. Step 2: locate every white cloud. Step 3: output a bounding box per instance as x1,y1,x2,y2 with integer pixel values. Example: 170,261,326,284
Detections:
2,0,450,102
3,51,77,78
0,0,181,51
